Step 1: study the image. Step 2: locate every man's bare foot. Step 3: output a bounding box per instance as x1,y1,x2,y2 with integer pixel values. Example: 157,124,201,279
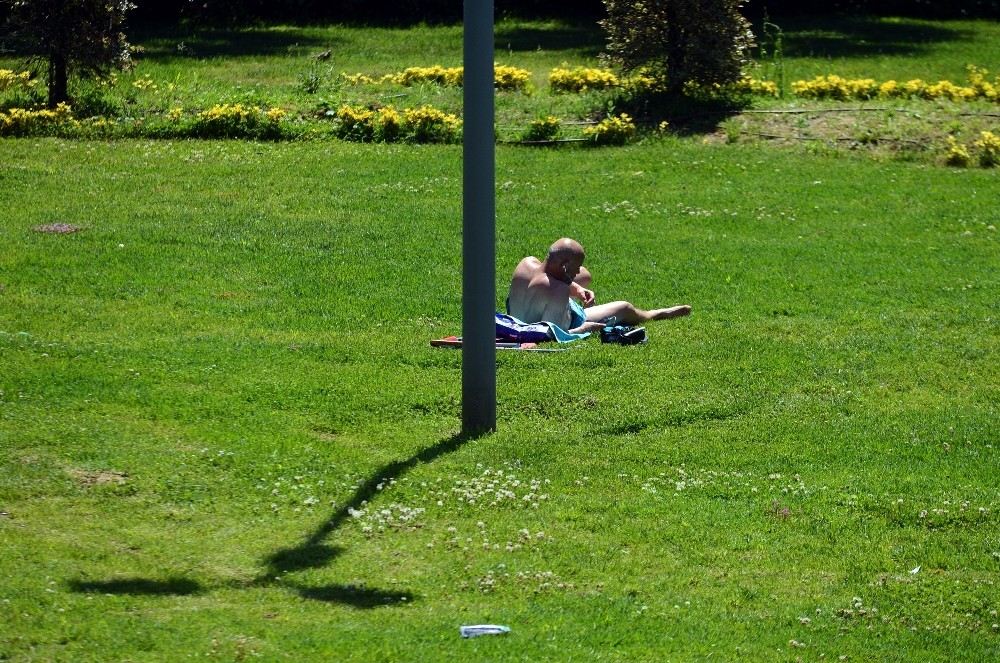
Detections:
652,305,692,320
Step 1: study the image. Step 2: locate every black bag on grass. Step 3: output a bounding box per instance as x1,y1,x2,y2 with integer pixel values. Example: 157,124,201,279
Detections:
599,325,647,345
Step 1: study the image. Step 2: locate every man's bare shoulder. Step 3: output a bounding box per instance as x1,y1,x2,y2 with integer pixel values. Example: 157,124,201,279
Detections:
528,269,568,296
514,256,542,274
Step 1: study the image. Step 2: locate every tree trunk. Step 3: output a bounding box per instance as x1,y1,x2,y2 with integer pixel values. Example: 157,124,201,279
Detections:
48,50,69,108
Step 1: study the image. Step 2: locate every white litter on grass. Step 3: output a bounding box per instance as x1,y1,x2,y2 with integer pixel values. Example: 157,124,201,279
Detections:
460,624,511,638
910,565,921,575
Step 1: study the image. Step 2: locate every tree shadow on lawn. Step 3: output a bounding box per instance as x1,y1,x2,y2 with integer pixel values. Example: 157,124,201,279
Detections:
130,25,340,60
775,15,974,60
67,430,479,609
494,20,603,57
617,91,749,136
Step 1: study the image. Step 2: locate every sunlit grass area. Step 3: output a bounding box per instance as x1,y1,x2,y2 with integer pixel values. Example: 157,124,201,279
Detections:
1,12,998,661
1,134,997,660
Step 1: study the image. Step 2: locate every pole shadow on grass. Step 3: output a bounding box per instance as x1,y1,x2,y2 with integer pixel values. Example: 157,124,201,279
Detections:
255,430,480,606
67,577,203,596
67,431,480,609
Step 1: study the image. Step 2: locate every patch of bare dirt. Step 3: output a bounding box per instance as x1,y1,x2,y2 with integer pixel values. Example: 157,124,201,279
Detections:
709,102,1000,164
32,223,84,234
68,469,129,486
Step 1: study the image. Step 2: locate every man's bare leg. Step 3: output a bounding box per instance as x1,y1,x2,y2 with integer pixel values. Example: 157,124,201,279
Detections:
584,301,691,325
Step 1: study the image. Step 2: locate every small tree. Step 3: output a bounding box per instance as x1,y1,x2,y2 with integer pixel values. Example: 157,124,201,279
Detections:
601,0,755,95
5,0,134,108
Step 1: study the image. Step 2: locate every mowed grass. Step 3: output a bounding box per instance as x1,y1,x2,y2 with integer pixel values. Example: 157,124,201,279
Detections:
1,134,998,660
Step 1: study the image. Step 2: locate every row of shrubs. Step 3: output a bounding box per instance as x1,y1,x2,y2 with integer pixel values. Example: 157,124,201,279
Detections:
0,101,637,146
340,65,531,91
339,64,1000,103
332,105,642,145
332,104,462,142
793,67,999,102
2,102,996,165
9,65,998,105
0,103,289,139
338,65,777,97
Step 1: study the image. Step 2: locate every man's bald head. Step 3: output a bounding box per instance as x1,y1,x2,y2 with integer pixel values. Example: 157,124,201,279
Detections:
544,237,585,283
547,237,584,262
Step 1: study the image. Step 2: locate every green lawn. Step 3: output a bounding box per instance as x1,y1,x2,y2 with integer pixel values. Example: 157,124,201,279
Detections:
1,135,997,660
1,13,999,662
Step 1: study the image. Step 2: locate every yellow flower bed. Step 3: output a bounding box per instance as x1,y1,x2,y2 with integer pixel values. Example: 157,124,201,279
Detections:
944,136,972,167
792,67,999,102
340,64,530,91
0,69,35,92
0,103,77,136
391,66,463,87
494,65,531,92
522,115,561,141
583,113,635,145
734,75,780,97
550,67,620,93
191,103,287,139
333,104,461,143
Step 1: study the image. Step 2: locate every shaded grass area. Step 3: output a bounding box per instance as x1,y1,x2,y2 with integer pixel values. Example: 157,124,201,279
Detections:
1,137,997,660
2,15,997,141
755,15,1000,83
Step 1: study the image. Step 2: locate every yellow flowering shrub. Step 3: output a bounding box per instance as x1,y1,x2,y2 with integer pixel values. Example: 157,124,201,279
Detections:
550,67,620,93
493,65,531,92
132,77,157,91
973,131,1000,167
583,113,635,145
333,104,461,143
391,66,464,87
78,116,119,139
620,71,661,95
944,136,971,167
166,107,184,122
0,103,78,136
374,106,402,142
0,69,35,92
791,68,999,102
334,105,376,140
791,75,879,100
966,66,999,101
341,65,529,91
686,75,780,99
522,115,560,141
734,75,780,97
190,103,287,139
402,105,462,142
901,79,928,97
340,72,379,86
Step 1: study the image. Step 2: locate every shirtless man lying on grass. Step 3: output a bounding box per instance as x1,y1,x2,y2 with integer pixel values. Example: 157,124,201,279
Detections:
506,237,691,334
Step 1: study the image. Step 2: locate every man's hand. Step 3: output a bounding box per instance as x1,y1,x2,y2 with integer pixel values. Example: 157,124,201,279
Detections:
571,283,596,307
571,321,606,334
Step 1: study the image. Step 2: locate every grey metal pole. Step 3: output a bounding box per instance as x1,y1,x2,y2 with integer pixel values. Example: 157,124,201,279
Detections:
462,0,496,434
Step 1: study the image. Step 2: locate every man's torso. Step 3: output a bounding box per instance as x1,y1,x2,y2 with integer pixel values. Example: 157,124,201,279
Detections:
507,257,571,328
